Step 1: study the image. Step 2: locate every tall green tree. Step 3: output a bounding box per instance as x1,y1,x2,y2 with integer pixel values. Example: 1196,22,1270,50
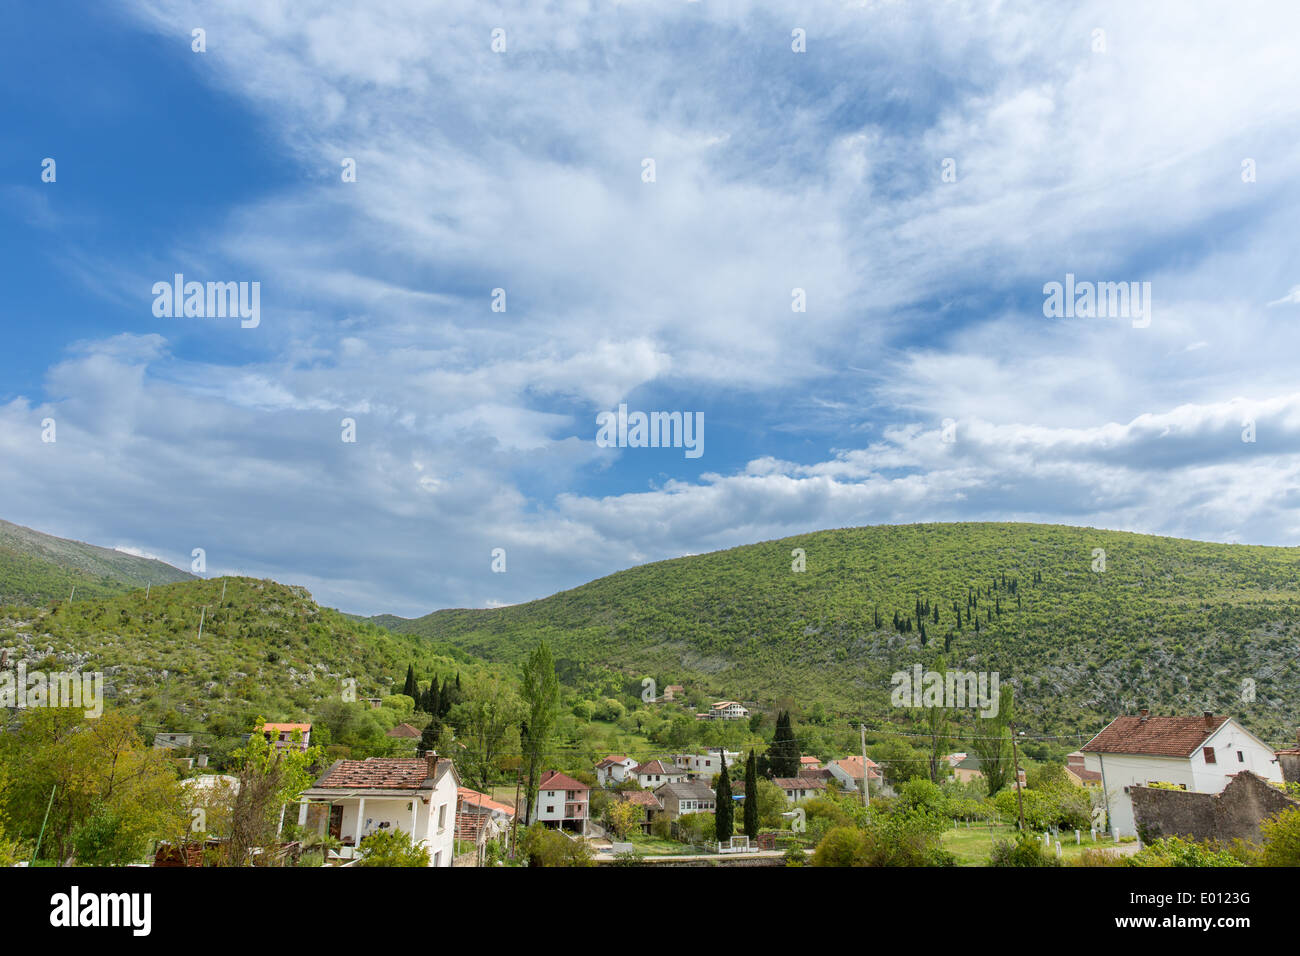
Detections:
715,759,733,841
743,749,759,839
402,663,418,701
764,711,800,777
968,683,1015,795
520,641,560,824
923,655,951,783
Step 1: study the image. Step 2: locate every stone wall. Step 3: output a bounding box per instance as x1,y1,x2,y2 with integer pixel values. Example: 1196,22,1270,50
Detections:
1130,771,1297,845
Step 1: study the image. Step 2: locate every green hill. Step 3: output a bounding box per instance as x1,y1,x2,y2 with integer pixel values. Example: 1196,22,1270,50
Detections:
0,576,478,733
0,518,195,606
376,523,1300,743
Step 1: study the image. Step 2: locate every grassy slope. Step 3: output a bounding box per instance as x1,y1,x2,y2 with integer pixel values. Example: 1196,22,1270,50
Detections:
0,576,478,729
0,518,194,606
377,523,1300,742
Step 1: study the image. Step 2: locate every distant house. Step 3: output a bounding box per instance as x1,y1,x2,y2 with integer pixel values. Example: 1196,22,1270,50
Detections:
617,789,663,830
671,750,736,782
1276,730,1300,784
1065,751,1102,787
386,722,422,739
700,701,750,721
532,770,590,833
1081,711,1284,838
298,754,460,866
632,759,687,789
826,756,883,793
595,755,639,786
153,732,194,750
260,722,312,752
457,787,515,844
773,777,827,803
800,756,822,771
654,780,716,820
663,685,684,701
944,752,1025,788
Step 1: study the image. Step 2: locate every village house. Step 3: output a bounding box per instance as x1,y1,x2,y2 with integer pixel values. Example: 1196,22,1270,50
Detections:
662,684,684,701
385,722,422,740
773,776,827,803
632,758,687,789
654,780,716,820
1276,731,1300,784
456,786,515,845
616,789,663,830
800,756,822,772
826,755,883,793
1080,711,1284,838
152,732,194,750
1065,751,1102,787
595,755,639,786
532,770,590,833
297,753,460,866
671,749,736,782
260,722,312,752
697,700,750,721
942,752,1025,789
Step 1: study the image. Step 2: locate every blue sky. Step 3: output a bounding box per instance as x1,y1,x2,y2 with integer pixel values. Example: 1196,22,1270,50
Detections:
3,0,1300,616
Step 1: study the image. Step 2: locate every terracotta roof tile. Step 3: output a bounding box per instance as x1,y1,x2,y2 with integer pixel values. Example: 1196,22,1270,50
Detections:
312,757,449,790
538,770,590,791
1081,715,1229,757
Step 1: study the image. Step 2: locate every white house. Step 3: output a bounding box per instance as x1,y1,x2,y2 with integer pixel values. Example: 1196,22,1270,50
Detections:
671,750,736,782
298,754,460,866
773,776,828,803
532,770,590,833
826,756,883,793
595,755,638,786
632,759,687,789
1081,711,1284,838
701,701,750,721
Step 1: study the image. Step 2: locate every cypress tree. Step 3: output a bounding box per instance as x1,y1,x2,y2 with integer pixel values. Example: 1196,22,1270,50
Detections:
715,759,734,841
403,663,418,701
743,749,758,839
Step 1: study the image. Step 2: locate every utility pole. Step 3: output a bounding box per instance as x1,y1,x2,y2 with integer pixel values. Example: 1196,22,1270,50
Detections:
68,586,75,604
509,770,522,859
860,723,869,808
145,583,150,600
1010,723,1027,832
196,606,209,641
220,579,227,602
32,785,56,864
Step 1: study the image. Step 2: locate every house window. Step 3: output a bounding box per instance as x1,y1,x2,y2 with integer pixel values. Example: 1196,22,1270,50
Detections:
438,804,447,830
1237,751,1244,763
433,851,441,867
546,806,555,814
1203,746,1216,764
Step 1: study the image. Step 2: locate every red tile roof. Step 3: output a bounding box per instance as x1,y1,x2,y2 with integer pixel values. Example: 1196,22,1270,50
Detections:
311,757,450,790
773,777,827,791
831,756,882,780
386,722,422,738
538,770,590,791
262,722,311,733
596,755,631,769
458,787,515,817
1081,715,1229,757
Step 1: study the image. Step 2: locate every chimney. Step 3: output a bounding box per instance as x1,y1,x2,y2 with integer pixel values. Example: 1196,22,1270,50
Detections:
1203,711,1214,730
425,752,438,779
1139,708,1149,722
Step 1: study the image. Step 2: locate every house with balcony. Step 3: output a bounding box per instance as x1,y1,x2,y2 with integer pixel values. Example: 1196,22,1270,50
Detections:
260,722,312,752
699,700,750,721
532,770,590,833
297,753,460,866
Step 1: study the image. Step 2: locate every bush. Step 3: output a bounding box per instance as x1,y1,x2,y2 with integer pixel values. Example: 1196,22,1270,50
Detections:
357,828,431,867
519,824,593,867
1259,805,1300,866
1126,837,1243,868
990,835,1061,867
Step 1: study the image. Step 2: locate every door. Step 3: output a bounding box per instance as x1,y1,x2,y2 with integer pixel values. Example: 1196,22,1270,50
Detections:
328,805,343,840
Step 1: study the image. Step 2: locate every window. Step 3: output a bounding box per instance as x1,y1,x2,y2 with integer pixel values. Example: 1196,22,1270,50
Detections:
438,804,447,830
546,805,554,814
1203,746,1216,764
433,851,441,867
1237,751,1245,763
